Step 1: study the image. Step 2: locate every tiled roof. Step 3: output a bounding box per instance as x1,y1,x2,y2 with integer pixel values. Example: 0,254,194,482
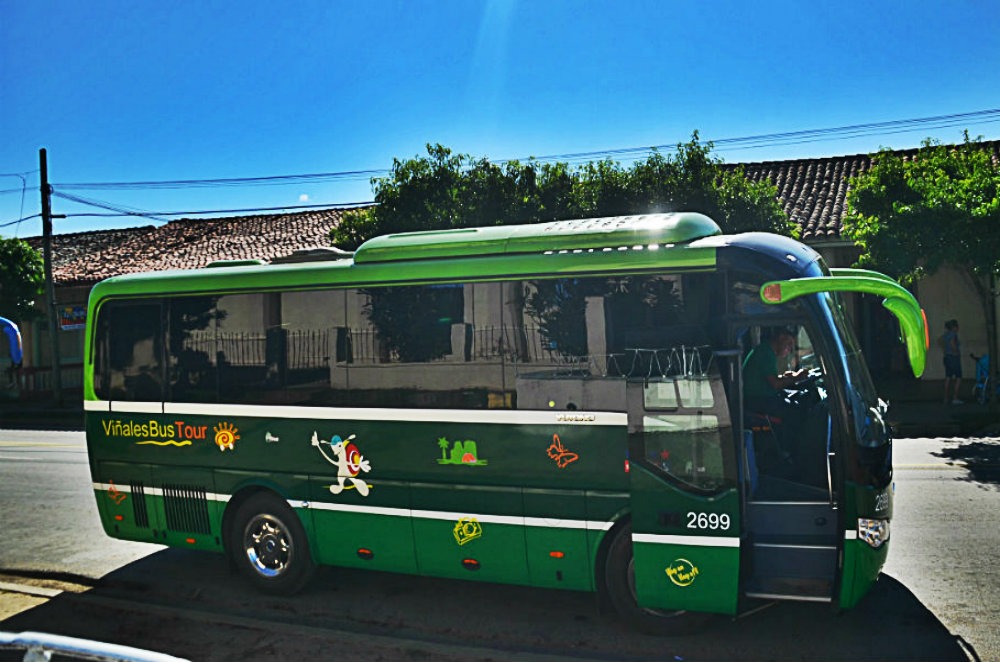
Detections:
25,140,1000,286
736,154,873,241
734,139,1000,241
26,208,352,286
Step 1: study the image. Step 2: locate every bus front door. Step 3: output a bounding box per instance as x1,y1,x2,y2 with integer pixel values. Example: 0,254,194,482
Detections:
740,327,839,604
625,370,743,616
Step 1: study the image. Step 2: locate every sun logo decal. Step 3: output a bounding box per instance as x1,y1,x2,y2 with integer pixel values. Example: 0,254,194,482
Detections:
213,422,240,452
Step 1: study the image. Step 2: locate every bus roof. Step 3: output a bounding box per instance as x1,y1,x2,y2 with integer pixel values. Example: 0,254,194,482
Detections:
87,213,724,299
353,213,722,263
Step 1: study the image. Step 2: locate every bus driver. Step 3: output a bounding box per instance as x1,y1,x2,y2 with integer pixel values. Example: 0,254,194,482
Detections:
743,327,807,421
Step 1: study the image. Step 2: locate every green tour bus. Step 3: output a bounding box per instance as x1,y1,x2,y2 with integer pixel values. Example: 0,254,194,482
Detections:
83,212,927,633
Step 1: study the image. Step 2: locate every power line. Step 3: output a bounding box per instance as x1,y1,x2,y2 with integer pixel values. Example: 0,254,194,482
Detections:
49,108,1000,192
5,108,999,229
712,111,1000,153
57,168,384,191
56,200,373,219
0,213,41,229
52,191,170,223
0,171,34,235
524,108,1000,163
713,108,1000,147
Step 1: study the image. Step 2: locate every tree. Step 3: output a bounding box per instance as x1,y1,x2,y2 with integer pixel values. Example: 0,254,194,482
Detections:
361,285,463,363
331,133,793,250
331,145,576,250
600,134,793,235
842,134,1000,384
333,135,793,362
0,238,44,323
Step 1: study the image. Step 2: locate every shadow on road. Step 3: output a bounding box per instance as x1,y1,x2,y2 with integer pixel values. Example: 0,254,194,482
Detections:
2,549,978,661
933,439,1000,489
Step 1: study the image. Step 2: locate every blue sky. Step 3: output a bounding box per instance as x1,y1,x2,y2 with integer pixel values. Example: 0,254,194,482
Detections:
2,0,999,238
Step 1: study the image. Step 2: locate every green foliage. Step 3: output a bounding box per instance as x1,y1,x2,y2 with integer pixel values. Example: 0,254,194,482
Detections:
625,137,793,235
523,279,593,359
0,238,44,322
522,276,684,361
843,134,1000,379
331,134,793,249
362,285,464,363
843,134,1000,285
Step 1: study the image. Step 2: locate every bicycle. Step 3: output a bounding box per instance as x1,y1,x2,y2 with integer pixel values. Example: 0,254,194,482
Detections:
970,352,1000,404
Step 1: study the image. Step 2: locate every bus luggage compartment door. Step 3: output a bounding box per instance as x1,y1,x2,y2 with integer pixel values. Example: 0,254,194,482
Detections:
626,377,742,616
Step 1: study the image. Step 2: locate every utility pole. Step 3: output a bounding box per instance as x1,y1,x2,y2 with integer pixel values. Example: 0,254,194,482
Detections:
39,148,63,407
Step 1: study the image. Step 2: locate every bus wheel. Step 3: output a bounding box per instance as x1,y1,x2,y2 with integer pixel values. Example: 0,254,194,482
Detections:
605,524,713,635
229,493,316,595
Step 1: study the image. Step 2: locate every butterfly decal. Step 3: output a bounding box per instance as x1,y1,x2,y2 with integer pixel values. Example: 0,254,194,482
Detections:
546,434,579,468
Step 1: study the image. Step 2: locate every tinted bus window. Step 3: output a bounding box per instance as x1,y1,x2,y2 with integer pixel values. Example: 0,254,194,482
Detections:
339,283,505,409
639,373,735,492
281,288,343,404
215,293,273,404
94,300,164,402
167,296,220,404
508,274,720,410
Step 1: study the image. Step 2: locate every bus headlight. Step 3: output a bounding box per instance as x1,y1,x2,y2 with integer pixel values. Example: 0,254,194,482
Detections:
858,518,890,548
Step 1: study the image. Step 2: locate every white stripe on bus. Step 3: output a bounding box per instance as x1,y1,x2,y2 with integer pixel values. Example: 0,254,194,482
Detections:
96,485,611,531
85,399,627,426
92,485,860,541
631,533,740,548
93,483,230,502
306,502,588,529
306,501,411,519
96,401,162,414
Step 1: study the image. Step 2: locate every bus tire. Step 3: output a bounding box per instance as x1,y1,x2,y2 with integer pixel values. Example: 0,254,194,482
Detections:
605,523,713,635
229,492,316,595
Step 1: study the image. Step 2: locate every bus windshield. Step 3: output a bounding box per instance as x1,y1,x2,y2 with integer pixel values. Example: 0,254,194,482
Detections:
822,291,889,448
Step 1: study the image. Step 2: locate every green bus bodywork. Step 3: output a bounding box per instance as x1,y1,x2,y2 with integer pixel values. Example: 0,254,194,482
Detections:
83,213,924,630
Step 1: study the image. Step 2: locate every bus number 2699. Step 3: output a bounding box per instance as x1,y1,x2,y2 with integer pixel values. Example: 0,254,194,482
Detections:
687,512,731,530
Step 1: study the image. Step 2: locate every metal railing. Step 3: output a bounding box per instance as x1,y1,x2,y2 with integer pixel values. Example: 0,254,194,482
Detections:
0,630,189,662
5,363,83,399
183,330,329,370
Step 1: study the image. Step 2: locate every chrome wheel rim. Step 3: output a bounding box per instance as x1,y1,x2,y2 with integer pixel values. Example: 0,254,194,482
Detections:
243,514,292,578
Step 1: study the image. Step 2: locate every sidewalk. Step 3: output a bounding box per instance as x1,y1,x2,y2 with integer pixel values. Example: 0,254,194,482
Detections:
886,398,997,438
0,399,83,431
880,377,1000,438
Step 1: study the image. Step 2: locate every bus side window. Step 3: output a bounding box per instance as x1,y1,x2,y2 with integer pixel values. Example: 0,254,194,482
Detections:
95,301,164,403
216,293,273,404
168,296,221,404
640,375,735,492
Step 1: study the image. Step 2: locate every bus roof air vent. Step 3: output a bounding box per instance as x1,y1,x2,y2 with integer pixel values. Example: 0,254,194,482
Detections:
205,259,267,268
352,213,722,264
270,246,355,264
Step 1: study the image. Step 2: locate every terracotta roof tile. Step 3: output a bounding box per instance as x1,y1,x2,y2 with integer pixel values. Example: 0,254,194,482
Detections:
28,208,356,286
734,139,1000,241
26,140,1000,285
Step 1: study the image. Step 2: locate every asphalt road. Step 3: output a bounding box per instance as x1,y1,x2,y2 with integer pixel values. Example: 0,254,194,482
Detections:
1,429,996,660
0,430,160,578
885,435,1000,658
